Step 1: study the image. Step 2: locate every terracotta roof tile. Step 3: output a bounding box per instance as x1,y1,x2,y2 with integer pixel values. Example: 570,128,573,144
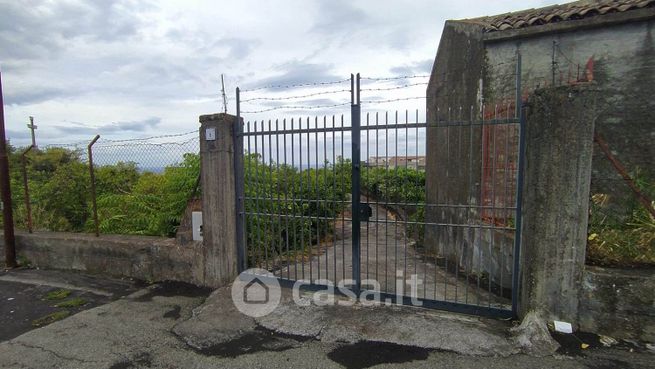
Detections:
465,0,655,32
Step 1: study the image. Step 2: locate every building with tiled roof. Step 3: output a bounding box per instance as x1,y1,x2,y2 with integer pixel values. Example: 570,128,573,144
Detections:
467,0,654,32
423,0,654,309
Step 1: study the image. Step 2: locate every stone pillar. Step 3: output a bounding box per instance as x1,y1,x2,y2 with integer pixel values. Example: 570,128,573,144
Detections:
519,86,597,325
199,113,239,287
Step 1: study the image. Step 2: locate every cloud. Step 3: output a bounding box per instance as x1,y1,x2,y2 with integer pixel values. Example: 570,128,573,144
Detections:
53,117,161,135
390,59,434,76
311,1,370,35
6,129,32,141
3,87,70,106
0,1,147,63
0,0,557,144
243,61,344,90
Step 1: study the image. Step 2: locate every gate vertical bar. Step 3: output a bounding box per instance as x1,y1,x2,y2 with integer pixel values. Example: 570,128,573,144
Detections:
511,52,524,316
235,87,247,272
351,73,362,293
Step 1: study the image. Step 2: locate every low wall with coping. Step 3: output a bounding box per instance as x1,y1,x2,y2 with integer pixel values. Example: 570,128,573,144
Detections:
0,231,204,284
579,266,655,343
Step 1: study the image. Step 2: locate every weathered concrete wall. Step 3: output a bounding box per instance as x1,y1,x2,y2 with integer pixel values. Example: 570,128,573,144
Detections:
425,21,491,279
579,266,655,342
199,113,239,287
486,18,655,219
426,12,654,321
0,231,203,284
519,86,596,324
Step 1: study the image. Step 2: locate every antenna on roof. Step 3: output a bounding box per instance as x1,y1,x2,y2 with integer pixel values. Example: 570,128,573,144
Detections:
221,74,228,114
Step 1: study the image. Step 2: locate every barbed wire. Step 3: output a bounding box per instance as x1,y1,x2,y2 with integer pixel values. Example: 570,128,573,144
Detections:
94,137,198,149
241,102,351,114
43,141,89,149
361,82,428,92
362,96,428,104
40,130,199,148
241,88,351,103
360,74,430,81
100,130,198,143
240,78,351,93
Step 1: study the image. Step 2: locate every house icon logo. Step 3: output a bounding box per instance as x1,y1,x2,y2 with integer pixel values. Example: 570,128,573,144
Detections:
231,268,281,317
243,278,269,304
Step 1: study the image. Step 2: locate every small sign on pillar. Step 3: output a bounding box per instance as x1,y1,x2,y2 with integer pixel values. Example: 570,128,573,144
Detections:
205,127,216,141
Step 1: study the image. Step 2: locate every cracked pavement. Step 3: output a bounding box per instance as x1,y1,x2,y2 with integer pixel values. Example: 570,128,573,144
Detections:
0,269,653,369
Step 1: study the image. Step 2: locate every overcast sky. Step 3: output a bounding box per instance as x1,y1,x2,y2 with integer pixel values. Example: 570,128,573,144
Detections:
0,0,557,146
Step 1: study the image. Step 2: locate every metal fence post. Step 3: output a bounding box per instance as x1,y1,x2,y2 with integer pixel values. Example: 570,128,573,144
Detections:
351,73,362,293
21,145,34,233
234,87,247,272
88,135,100,237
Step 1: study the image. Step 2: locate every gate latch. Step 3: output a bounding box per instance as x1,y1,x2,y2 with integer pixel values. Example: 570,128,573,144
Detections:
359,203,373,221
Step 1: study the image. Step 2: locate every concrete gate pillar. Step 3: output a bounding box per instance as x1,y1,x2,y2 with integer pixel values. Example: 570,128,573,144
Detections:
199,113,240,287
519,86,597,325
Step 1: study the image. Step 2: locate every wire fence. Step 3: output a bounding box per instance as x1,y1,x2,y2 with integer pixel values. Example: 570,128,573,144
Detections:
9,132,200,238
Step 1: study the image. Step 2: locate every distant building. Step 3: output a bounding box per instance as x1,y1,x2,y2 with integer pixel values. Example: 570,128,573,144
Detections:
366,156,426,170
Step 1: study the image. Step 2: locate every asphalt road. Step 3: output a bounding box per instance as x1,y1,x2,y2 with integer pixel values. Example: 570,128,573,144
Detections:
0,268,139,341
0,270,652,369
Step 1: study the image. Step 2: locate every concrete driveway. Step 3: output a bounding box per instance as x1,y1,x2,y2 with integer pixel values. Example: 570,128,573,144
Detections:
275,196,508,309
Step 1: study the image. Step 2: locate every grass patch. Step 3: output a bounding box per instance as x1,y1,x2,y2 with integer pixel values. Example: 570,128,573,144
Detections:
45,289,72,300
16,255,31,267
31,310,71,327
54,297,87,308
587,172,655,267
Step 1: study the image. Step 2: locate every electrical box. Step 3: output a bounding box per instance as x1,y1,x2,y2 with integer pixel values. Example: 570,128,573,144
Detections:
192,211,203,241
205,127,216,141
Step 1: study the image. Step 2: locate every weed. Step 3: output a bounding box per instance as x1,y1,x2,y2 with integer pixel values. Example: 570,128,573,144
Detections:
54,297,87,308
45,289,72,300
32,310,71,327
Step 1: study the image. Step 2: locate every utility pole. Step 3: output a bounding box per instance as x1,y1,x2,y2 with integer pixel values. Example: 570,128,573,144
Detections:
0,68,17,268
221,74,228,114
27,116,37,148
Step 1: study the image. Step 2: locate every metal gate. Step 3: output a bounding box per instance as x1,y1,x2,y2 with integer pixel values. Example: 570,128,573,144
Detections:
235,70,525,318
